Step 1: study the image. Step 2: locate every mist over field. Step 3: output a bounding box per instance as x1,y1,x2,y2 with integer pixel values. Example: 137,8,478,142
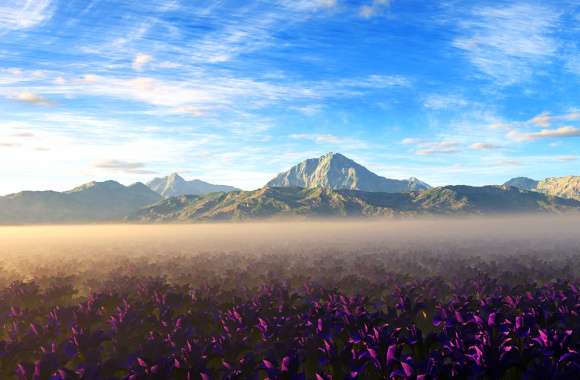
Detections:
1,215,580,285
2,216,580,379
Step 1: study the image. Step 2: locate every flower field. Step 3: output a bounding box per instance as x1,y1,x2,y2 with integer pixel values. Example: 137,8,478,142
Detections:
0,221,579,379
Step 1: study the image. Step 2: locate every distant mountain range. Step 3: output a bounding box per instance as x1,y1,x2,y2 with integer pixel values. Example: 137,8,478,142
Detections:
504,176,580,201
0,153,578,224
147,173,239,198
266,152,430,193
129,185,580,222
0,181,160,224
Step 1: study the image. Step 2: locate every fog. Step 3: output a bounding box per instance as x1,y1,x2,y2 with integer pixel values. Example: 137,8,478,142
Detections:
0,215,578,286
1,214,579,253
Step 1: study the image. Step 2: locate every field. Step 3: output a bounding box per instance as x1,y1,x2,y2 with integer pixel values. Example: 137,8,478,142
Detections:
1,217,579,379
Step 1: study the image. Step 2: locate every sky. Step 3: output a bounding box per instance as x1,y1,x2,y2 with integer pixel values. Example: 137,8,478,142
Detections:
0,0,579,194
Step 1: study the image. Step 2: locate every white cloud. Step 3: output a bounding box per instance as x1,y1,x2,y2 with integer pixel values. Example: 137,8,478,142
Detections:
401,138,424,145
281,0,338,11
529,111,580,127
489,123,510,130
0,0,53,31
423,94,468,110
94,159,157,175
496,159,522,167
290,133,361,145
508,126,580,141
555,155,577,162
9,72,408,117
529,112,552,127
13,91,53,106
359,0,391,19
402,138,462,155
0,142,19,148
453,3,560,84
167,106,205,116
337,74,409,89
470,142,501,150
531,126,580,139
132,53,153,71
415,140,461,155
292,104,323,116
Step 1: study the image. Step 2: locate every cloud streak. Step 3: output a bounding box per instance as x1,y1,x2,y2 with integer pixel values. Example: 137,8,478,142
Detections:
403,139,461,155
11,72,409,117
13,91,53,106
359,0,391,19
290,133,359,145
132,53,153,71
93,159,157,175
529,112,580,128
453,3,560,84
470,143,501,150
0,0,53,31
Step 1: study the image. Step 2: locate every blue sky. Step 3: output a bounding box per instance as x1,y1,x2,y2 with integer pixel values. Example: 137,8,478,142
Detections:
0,0,578,194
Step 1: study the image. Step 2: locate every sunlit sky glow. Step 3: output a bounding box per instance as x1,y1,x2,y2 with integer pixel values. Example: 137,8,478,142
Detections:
0,0,579,194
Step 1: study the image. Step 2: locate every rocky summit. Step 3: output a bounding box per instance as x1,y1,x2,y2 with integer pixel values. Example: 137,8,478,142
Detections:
266,152,431,193
146,173,239,198
128,185,580,222
504,176,580,201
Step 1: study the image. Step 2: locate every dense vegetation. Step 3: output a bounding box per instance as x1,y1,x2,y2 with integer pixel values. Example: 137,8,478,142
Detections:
1,242,579,379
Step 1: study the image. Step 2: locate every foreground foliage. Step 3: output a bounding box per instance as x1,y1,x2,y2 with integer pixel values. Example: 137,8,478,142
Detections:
1,249,579,379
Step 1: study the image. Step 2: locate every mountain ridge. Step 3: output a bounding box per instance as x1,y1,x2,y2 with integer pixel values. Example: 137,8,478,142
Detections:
266,152,431,193
0,180,161,224
147,173,239,198
128,185,580,223
504,176,580,201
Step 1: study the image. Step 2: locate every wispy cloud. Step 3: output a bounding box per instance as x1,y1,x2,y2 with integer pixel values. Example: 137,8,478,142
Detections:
292,104,323,116
290,133,364,146
470,142,501,150
530,126,580,139
12,132,35,138
279,0,338,12
94,159,156,175
403,139,461,155
401,138,424,145
0,142,19,148
132,53,153,71
13,91,53,106
555,155,577,162
0,0,53,31
9,72,408,117
423,94,468,110
498,110,580,142
453,3,561,84
359,0,391,19
529,111,580,128
496,159,523,167
508,126,580,141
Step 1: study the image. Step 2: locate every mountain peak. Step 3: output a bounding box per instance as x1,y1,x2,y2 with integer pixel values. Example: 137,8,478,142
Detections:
321,152,351,162
504,177,538,191
67,180,125,193
146,173,239,198
168,172,184,180
266,152,430,193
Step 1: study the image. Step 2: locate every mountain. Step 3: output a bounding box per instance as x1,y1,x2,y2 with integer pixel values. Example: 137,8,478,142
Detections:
504,176,580,201
536,176,580,201
266,152,430,193
147,173,239,198
504,177,539,191
128,185,580,222
0,180,161,224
